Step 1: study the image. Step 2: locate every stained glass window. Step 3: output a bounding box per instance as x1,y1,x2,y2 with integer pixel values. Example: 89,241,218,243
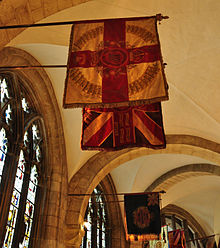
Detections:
20,164,38,247
3,150,26,248
0,128,8,183
1,78,9,103
0,73,45,248
81,186,110,248
0,75,11,186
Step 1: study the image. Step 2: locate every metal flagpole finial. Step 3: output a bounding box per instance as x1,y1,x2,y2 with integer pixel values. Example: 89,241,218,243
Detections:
156,14,169,24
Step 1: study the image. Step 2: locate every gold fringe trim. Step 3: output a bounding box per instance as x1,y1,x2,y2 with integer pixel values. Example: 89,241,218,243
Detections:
63,95,169,109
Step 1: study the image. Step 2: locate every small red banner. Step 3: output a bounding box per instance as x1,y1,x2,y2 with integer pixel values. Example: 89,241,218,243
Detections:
168,229,186,248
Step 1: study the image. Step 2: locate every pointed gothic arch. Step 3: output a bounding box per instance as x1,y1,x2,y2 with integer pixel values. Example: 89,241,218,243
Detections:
0,47,68,247
66,135,220,247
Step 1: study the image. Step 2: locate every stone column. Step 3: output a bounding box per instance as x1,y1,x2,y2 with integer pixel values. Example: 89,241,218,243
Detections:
214,197,220,246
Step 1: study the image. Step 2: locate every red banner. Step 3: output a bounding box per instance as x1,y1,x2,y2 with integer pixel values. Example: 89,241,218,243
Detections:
168,229,186,248
63,16,168,108
81,103,166,151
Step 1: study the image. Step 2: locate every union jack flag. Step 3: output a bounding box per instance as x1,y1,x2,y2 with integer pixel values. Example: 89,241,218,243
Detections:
81,102,166,151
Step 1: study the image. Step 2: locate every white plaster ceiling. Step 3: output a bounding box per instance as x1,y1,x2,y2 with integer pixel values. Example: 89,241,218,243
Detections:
6,0,220,239
111,154,220,235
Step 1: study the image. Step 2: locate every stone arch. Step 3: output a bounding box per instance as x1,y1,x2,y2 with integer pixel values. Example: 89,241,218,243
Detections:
145,163,220,242
146,163,220,192
161,204,207,239
0,46,68,247
66,135,220,247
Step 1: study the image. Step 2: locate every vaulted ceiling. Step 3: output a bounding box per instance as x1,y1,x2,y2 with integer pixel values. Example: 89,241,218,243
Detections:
1,0,220,239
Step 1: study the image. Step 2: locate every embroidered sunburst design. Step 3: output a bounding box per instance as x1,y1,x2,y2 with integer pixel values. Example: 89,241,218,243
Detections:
133,206,151,228
147,194,159,206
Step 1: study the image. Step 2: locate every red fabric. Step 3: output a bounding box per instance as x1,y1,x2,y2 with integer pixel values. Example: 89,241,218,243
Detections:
63,16,169,108
82,117,112,147
69,45,161,68
102,19,128,102
168,230,186,248
81,103,166,151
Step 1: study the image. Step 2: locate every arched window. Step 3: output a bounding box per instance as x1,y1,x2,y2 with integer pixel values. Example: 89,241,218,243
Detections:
81,186,111,248
0,72,46,248
161,205,207,248
164,215,195,246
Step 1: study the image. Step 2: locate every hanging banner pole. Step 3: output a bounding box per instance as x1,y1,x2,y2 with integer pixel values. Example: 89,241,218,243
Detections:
68,190,166,196
0,14,169,30
0,65,67,69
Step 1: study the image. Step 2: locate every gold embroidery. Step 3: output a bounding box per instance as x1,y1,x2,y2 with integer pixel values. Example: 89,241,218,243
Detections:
126,25,156,43
86,84,93,95
81,81,89,91
132,206,151,228
74,74,85,86
73,26,104,50
69,69,81,81
128,63,159,95
147,194,159,206
69,69,102,98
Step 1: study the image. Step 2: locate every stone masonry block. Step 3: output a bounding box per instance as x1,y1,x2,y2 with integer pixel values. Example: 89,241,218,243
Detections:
0,5,15,24
28,0,42,11
43,0,58,17
50,180,61,192
46,214,59,227
48,190,61,204
47,202,60,217
7,0,26,9
44,225,58,239
65,210,80,225
57,0,72,10
15,4,33,24
51,172,63,183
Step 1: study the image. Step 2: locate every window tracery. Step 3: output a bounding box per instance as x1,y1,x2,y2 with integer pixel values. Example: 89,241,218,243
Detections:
0,73,45,248
81,186,110,248
0,127,8,183
161,205,207,248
